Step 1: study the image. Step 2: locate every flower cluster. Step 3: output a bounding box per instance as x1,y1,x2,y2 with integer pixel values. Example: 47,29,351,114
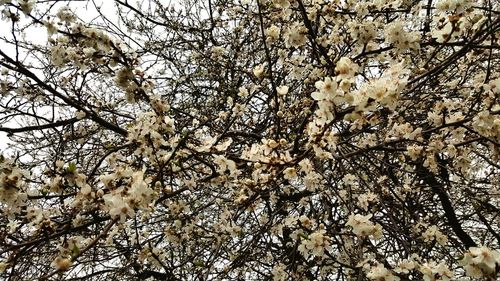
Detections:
418,261,453,281
384,21,420,51
421,225,448,246
50,21,116,68
101,169,156,222
346,214,383,239
461,246,500,279
0,157,28,215
298,228,332,259
366,263,400,281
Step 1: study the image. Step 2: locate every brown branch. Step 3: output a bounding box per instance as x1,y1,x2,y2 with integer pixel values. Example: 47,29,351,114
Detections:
296,0,336,70
38,217,118,281
408,17,500,87
0,50,128,136
416,163,477,249
0,117,79,135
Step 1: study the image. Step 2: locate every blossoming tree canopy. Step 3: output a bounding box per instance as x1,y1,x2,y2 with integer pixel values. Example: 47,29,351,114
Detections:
0,0,499,280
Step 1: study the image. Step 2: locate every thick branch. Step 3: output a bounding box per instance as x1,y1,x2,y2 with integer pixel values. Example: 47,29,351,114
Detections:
416,164,477,249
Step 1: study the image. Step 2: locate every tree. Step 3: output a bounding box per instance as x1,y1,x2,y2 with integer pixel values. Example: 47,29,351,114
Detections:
0,0,499,280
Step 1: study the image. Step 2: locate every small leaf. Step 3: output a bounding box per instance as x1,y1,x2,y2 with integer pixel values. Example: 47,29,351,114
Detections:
193,261,204,267
67,162,77,173
299,233,309,239
71,245,80,257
